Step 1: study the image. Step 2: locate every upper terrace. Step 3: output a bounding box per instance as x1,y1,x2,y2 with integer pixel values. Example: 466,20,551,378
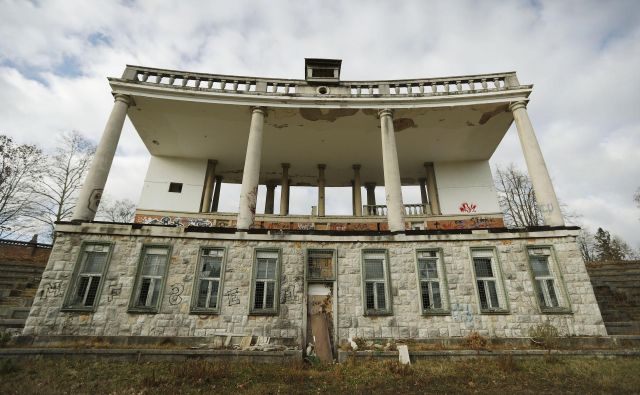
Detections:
72,59,564,233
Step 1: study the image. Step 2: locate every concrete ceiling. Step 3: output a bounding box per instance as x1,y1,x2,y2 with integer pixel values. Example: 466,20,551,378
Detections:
127,96,514,186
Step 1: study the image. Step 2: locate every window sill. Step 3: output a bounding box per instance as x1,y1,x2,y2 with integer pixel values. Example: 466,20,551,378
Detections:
127,308,159,314
363,311,393,317
422,310,450,316
60,306,96,313
190,309,220,315
479,309,510,315
541,308,573,315
249,310,279,316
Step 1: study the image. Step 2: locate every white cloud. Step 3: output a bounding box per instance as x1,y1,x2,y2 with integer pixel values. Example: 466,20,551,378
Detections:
1,0,638,244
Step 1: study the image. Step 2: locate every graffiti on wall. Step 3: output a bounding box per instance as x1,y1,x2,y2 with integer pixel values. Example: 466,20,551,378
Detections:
224,288,241,306
42,281,63,299
107,283,122,302
459,202,477,213
168,283,184,305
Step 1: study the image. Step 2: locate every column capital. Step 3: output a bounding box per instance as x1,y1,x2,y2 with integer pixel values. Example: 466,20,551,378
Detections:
250,106,267,116
509,101,527,112
281,162,290,169
352,163,361,171
113,94,132,105
378,108,394,118
208,159,218,165
317,163,326,170
364,182,376,189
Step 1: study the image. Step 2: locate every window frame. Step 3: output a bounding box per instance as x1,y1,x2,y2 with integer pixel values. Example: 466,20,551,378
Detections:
128,244,173,314
190,246,227,315
249,248,282,316
62,241,114,312
304,248,337,282
415,248,450,316
526,245,572,314
469,247,510,314
361,249,393,316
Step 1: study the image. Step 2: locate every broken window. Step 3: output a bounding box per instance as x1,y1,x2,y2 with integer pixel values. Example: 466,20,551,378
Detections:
528,247,570,312
250,249,280,314
129,245,171,313
63,242,112,311
417,250,449,314
306,249,335,281
471,249,508,313
191,248,225,313
362,250,392,315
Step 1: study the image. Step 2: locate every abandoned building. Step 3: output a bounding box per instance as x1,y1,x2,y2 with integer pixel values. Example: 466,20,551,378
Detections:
23,59,607,358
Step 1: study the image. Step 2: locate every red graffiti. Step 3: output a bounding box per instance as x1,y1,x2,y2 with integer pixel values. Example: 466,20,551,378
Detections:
459,202,477,213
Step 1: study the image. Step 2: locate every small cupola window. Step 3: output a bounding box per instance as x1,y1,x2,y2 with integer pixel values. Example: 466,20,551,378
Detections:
305,58,342,85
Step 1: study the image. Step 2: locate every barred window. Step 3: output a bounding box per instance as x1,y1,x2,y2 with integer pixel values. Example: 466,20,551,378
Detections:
471,249,508,313
63,243,112,311
129,245,171,313
191,248,225,313
251,250,280,314
417,250,448,313
362,250,391,315
307,250,335,281
528,248,569,312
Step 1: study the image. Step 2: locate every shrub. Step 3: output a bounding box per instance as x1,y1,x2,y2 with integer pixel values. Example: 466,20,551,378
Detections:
529,322,560,351
464,332,488,352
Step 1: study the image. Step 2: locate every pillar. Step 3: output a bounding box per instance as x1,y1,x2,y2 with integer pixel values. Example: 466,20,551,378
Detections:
317,164,326,217
211,175,223,212
73,94,131,221
264,181,276,214
510,101,564,226
200,160,217,212
379,109,405,232
418,177,428,206
279,163,290,215
353,164,362,216
237,107,265,230
424,162,441,215
365,183,376,215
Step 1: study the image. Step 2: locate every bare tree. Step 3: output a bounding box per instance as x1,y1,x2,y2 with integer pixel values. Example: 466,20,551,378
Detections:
30,131,95,239
0,135,46,238
96,197,136,223
577,229,597,263
494,164,543,227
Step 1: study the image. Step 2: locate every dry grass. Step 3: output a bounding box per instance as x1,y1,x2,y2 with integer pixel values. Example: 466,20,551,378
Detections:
1,356,639,394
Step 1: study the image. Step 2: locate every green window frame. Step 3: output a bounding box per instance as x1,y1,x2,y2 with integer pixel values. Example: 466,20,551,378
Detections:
190,247,226,314
470,248,509,314
361,249,393,316
415,249,450,315
128,244,172,313
527,246,571,313
62,241,113,312
249,249,281,315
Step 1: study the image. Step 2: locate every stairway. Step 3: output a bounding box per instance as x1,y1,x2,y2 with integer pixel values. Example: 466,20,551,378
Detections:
587,261,640,335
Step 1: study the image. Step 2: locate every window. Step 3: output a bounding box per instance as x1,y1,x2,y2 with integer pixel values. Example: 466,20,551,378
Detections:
471,249,508,313
129,245,172,313
250,249,280,314
528,247,570,312
306,249,335,281
362,250,392,315
168,182,182,193
416,250,449,314
63,242,112,311
191,248,225,313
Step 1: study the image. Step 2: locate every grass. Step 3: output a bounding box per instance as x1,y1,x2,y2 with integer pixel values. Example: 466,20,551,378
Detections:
1,356,639,394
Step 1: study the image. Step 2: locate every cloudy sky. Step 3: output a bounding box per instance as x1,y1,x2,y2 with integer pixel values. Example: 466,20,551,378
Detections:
1,0,639,247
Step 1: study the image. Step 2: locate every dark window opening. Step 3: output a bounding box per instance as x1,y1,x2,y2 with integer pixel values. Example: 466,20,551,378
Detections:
169,182,183,193
312,68,334,78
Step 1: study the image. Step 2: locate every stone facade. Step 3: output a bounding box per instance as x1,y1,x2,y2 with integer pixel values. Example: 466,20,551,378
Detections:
23,223,607,348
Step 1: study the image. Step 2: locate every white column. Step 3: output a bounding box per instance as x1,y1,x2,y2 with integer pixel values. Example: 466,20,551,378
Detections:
424,162,441,215
200,160,217,212
264,181,276,214
353,164,362,216
237,107,266,230
317,164,326,217
510,101,564,226
279,163,290,216
73,94,131,222
418,177,428,206
379,109,405,232
211,175,223,212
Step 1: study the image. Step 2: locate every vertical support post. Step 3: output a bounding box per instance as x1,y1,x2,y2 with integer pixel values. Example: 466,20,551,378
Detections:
264,181,276,214
418,177,428,206
200,160,217,212
317,164,326,217
379,109,405,232
424,162,441,215
73,94,131,221
279,163,290,216
353,164,362,216
211,175,223,212
510,101,564,226
237,107,265,230
365,183,376,215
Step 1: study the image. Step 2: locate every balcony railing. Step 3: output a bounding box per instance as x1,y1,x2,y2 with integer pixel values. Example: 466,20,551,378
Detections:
363,204,430,216
116,65,527,99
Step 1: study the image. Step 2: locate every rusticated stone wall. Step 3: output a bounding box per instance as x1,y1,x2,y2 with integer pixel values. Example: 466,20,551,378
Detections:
23,224,606,347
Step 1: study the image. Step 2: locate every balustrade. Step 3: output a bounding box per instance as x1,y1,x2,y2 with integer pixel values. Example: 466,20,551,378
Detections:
363,204,430,216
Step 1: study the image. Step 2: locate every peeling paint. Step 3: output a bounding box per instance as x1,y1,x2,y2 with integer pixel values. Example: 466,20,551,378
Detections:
271,123,289,129
478,104,508,125
466,121,475,127
299,108,358,122
393,118,417,132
